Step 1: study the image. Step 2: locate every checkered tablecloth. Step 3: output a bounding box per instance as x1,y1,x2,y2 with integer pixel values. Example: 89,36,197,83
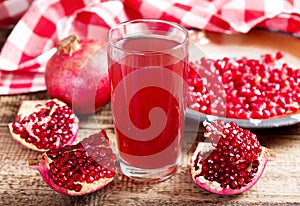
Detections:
1,0,300,95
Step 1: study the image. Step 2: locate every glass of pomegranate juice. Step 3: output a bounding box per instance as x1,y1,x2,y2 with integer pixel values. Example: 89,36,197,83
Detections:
107,19,189,182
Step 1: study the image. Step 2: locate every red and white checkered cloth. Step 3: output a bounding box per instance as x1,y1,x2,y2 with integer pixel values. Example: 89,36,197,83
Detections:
0,0,34,28
1,0,300,95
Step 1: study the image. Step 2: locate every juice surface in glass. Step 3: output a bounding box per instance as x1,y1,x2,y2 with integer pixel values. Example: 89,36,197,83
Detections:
109,37,187,169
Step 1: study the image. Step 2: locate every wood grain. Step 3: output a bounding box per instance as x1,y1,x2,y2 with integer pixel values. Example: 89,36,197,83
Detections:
1,29,300,205
1,92,300,206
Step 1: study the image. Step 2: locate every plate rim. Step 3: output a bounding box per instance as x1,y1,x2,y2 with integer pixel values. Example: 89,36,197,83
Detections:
186,108,300,128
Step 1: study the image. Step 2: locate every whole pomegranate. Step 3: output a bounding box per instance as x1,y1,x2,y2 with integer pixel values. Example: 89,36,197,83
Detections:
45,35,110,115
8,99,79,152
28,130,116,196
190,120,275,195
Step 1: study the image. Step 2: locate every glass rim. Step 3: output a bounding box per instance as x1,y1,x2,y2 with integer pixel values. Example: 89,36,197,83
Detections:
107,18,189,54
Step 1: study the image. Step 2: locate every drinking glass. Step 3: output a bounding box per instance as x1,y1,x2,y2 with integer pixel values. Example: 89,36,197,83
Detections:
107,19,189,182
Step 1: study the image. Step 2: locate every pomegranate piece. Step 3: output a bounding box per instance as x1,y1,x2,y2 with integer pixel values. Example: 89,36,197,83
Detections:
190,120,275,195
28,130,116,196
45,35,110,115
8,99,79,152
188,52,300,119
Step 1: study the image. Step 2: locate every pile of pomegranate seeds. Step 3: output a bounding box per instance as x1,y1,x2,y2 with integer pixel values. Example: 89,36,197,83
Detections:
188,51,300,119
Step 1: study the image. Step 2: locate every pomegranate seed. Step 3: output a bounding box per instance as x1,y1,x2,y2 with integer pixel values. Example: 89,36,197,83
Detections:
262,54,273,64
74,184,82,192
275,51,284,59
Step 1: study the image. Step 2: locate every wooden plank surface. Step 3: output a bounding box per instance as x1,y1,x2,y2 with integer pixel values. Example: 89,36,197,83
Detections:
1,92,300,206
0,29,300,205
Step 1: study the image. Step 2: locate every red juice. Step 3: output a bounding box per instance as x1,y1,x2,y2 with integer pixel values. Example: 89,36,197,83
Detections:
109,37,188,169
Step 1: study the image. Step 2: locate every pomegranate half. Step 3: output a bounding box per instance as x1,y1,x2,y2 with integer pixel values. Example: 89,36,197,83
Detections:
190,120,275,195
8,99,79,152
28,130,116,196
45,35,110,115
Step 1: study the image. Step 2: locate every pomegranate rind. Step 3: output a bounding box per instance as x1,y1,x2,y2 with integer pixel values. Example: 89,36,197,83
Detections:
8,99,79,152
29,153,114,196
190,141,275,195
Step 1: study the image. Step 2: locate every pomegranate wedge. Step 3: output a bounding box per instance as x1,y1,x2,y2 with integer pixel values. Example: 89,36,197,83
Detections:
190,120,275,195
8,99,79,152
29,130,116,196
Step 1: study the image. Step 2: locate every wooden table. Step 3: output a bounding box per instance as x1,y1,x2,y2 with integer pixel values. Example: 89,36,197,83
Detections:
1,29,300,205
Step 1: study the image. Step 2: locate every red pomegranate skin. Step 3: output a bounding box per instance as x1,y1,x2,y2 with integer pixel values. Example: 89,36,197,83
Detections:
45,36,110,115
